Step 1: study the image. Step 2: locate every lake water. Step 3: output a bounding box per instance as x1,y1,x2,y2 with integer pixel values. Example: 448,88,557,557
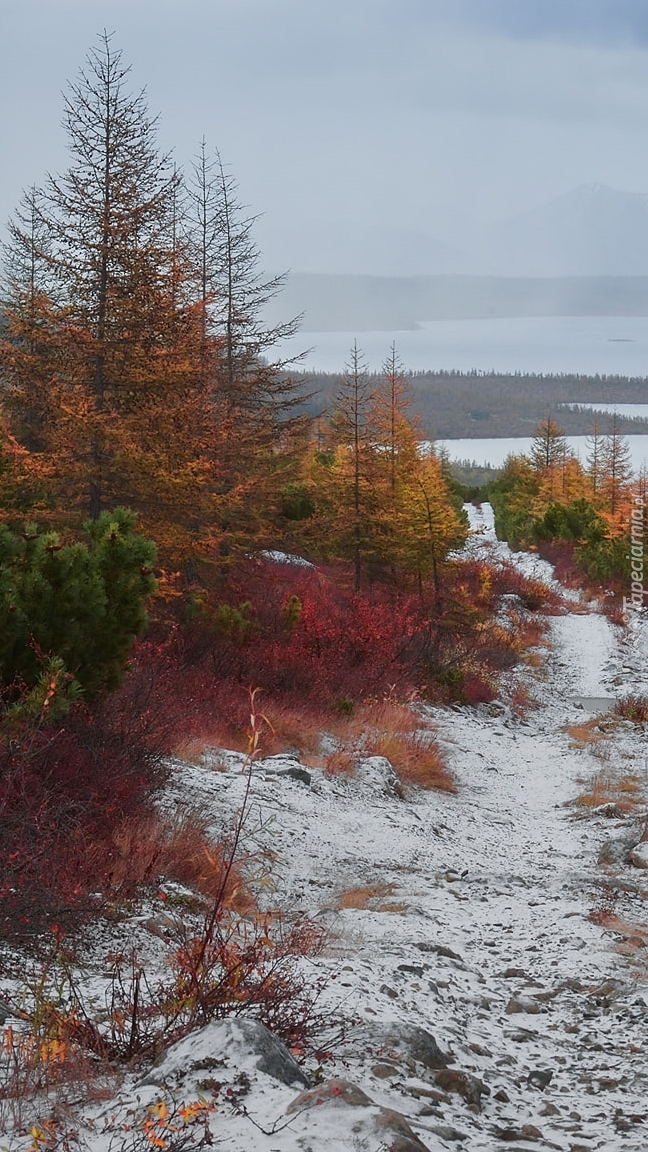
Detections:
440,435,648,473
560,402,648,419
277,315,648,473
280,315,648,376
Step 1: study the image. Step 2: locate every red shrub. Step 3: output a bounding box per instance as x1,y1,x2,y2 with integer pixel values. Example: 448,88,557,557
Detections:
0,663,176,939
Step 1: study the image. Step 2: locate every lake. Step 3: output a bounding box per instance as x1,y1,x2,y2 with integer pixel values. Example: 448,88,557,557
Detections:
439,435,648,472
279,315,648,376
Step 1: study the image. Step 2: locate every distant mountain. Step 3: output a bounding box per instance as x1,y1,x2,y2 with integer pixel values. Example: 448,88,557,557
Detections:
480,185,648,277
265,273,648,332
258,220,469,277
262,185,648,281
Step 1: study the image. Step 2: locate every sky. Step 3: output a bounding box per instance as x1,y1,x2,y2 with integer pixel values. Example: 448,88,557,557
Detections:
3,0,648,274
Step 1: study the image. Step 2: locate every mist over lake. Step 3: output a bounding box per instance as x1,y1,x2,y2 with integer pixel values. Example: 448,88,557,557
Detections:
279,315,648,377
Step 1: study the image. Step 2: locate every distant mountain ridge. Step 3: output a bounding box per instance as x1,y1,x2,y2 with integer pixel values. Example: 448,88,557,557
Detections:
482,185,648,277
262,185,648,281
265,273,648,332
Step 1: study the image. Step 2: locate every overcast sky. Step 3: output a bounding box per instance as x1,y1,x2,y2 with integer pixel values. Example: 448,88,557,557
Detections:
3,0,648,272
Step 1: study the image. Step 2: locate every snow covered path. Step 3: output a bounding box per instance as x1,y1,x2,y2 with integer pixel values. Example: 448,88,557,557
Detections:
141,511,648,1151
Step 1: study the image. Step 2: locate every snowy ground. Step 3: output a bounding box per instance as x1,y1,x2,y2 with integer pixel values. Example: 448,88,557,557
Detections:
4,506,648,1151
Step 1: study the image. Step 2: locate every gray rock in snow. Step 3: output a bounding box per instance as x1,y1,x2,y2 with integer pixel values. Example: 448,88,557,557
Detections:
286,1080,433,1152
506,995,544,1015
235,1018,311,1086
429,1124,468,1142
277,765,312,786
353,1021,450,1071
527,1068,554,1089
394,1023,451,1070
414,942,465,963
140,1017,310,1090
628,841,648,869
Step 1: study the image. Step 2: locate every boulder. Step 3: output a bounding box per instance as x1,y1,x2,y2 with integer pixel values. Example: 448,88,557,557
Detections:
287,1079,433,1152
141,1017,309,1090
629,841,648,869
433,1068,489,1110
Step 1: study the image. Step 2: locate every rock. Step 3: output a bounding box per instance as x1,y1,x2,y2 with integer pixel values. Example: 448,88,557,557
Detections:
141,1018,309,1090
287,1080,433,1152
500,967,528,978
277,765,312,785
506,996,543,1014
395,1024,450,1070
355,755,401,795
372,1062,400,1079
375,1107,432,1151
398,964,426,977
287,1078,372,1112
362,1022,450,1072
540,1102,561,1116
430,1124,468,1142
434,1069,489,1110
413,1087,450,1104
414,942,465,963
235,1019,310,1086
629,842,648,869
528,1069,554,1089
381,984,399,999
589,978,628,1004
495,1124,543,1141
494,1088,510,1102
257,756,312,786
614,1115,633,1133
505,1027,539,1043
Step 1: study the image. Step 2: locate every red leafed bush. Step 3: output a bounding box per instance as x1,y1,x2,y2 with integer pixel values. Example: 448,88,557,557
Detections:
0,664,176,938
156,554,555,724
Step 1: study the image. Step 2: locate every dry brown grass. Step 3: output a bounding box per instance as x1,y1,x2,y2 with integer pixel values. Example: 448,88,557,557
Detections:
173,695,454,793
521,651,545,669
317,698,455,792
364,730,456,792
506,611,551,652
321,748,358,777
108,812,254,912
334,882,396,910
614,694,648,725
566,718,612,749
0,1026,118,1138
572,768,644,816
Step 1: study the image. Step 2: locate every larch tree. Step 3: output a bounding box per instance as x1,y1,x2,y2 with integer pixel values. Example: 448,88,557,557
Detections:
0,34,223,565
586,421,604,497
408,447,467,595
372,342,415,493
530,418,568,471
367,344,449,580
600,412,633,520
529,417,568,500
185,139,306,558
319,342,377,590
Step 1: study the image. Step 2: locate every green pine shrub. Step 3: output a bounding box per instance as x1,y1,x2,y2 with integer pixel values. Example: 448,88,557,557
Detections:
0,508,156,701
